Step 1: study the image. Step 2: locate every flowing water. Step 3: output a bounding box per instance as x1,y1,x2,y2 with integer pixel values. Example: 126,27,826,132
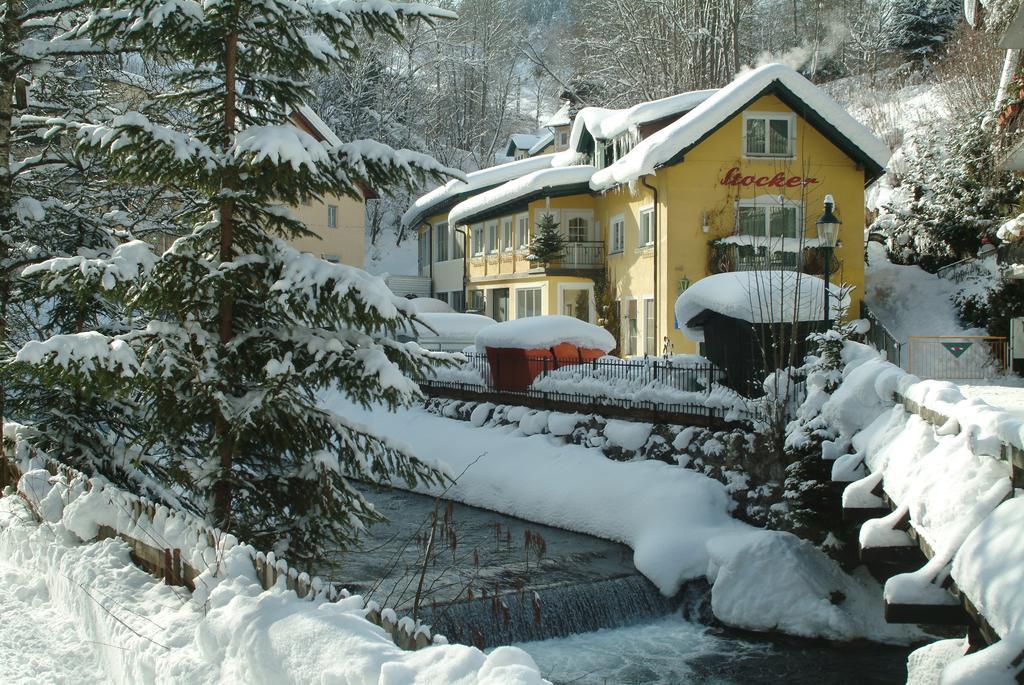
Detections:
323,484,913,683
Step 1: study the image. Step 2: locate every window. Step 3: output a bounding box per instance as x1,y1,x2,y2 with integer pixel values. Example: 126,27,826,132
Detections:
472,225,484,256
453,227,465,259
744,113,794,157
560,132,569,146
644,299,656,355
436,222,449,262
623,299,638,356
434,292,449,304
609,215,625,254
639,207,654,247
736,199,803,270
487,222,498,253
517,214,529,249
327,205,338,228
322,253,340,264
516,288,542,318
449,291,466,313
737,202,800,239
568,216,588,242
418,230,430,269
470,290,485,312
503,219,513,252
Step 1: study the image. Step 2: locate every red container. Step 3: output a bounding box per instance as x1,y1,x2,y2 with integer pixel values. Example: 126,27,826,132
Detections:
485,344,605,392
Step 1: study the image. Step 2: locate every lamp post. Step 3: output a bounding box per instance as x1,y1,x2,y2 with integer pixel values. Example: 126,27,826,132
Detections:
815,195,841,330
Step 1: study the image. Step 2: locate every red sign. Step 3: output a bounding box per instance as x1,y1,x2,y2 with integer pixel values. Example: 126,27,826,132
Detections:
720,166,818,188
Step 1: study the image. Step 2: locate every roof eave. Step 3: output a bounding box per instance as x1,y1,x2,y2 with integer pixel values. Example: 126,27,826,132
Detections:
453,182,592,226
657,81,886,186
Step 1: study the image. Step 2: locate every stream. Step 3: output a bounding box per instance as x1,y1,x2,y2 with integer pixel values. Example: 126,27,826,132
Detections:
322,483,914,684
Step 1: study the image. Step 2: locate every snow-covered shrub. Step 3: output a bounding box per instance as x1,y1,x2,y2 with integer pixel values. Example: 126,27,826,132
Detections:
875,107,1022,270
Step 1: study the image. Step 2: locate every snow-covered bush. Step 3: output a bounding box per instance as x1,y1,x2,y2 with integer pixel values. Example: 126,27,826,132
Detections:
875,107,1022,270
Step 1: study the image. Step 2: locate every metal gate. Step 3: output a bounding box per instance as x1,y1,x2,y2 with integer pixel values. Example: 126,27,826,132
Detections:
907,336,1009,379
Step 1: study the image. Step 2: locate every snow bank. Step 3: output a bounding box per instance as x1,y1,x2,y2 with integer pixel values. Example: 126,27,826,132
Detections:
0,478,549,685
819,341,1024,680
401,155,555,229
674,271,848,341
326,395,922,643
448,166,595,227
590,63,890,191
408,297,455,314
474,315,615,353
411,313,495,340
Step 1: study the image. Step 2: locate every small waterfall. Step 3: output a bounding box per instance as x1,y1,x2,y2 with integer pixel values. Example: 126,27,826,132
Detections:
425,574,710,649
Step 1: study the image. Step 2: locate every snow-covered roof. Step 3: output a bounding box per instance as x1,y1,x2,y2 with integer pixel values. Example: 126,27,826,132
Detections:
505,134,540,156
448,165,595,226
401,154,556,229
544,102,572,128
576,89,717,143
294,105,342,147
590,63,891,191
411,312,495,339
674,271,849,342
528,130,554,156
407,297,454,314
475,315,616,353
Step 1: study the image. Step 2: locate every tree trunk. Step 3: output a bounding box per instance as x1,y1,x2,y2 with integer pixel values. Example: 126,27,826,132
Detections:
0,1,24,467
213,30,238,529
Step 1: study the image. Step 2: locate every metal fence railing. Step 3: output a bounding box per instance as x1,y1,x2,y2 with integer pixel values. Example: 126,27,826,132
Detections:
935,257,990,284
421,352,742,421
860,300,903,367
907,336,1009,380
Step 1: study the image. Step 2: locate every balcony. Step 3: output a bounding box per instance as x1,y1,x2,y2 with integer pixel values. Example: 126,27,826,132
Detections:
708,242,838,276
558,241,605,269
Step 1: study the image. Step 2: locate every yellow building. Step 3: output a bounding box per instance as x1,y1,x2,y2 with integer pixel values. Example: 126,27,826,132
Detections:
405,64,889,357
287,107,367,268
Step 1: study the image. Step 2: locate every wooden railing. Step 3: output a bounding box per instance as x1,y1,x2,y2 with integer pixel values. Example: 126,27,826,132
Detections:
1,458,439,651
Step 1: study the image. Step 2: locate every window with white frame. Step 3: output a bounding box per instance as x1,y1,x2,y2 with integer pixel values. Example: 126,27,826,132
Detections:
472,225,484,256
639,207,655,247
568,216,588,242
609,215,625,253
418,230,430,269
736,200,800,238
327,204,338,228
516,288,542,318
487,222,498,253
436,222,449,262
516,214,529,248
503,218,513,252
643,298,656,355
744,112,795,157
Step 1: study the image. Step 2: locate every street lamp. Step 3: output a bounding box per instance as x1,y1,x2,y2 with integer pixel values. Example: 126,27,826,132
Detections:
816,194,841,330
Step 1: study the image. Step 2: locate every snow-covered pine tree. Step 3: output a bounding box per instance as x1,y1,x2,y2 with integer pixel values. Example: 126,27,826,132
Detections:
528,212,564,265
16,1,460,560
1,2,187,490
884,0,960,63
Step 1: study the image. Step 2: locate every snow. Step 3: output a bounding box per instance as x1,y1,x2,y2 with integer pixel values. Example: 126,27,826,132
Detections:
0,555,105,685
0,475,550,685
590,63,891,191
544,103,571,128
508,133,540,151
571,89,717,145
232,124,331,171
865,242,985,347
957,379,1024,420
448,166,596,227
16,332,139,376
324,395,923,643
401,155,555,229
527,131,554,156
411,313,496,340
474,315,615,353
296,104,342,147
602,419,653,450
408,297,455,314
22,239,160,288
907,639,968,685
674,271,849,342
